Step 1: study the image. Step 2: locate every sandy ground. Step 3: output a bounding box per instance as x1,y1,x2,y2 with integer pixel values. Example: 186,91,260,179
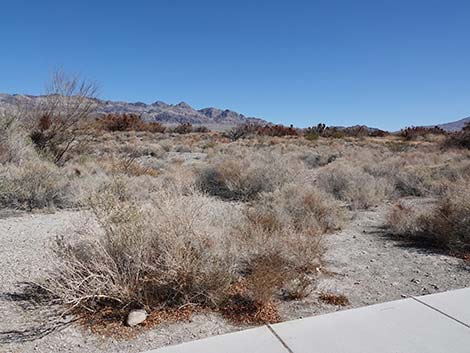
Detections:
1,201,469,353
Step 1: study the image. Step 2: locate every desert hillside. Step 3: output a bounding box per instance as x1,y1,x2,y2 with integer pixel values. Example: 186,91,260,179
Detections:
0,93,267,126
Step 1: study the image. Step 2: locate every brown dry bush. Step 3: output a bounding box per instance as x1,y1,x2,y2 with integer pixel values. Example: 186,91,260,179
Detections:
98,113,166,133
24,70,99,165
44,176,337,323
108,155,159,177
196,152,297,201
399,126,446,141
444,122,470,149
0,159,72,210
0,112,36,164
387,180,470,252
45,181,239,313
316,162,393,209
231,184,343,304
192,125,210,133
223,124,297,141
172,123,193,134
319,293,350,306
363,150,470,197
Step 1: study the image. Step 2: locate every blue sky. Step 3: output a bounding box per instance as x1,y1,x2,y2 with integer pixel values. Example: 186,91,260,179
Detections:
1,0,469,130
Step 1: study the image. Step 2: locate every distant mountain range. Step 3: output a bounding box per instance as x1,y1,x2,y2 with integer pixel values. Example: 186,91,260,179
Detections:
431,117,470,132
0,93,268,126
1,93,469,131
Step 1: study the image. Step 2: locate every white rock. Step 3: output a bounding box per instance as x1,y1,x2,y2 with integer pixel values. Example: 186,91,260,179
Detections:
126,309,147,327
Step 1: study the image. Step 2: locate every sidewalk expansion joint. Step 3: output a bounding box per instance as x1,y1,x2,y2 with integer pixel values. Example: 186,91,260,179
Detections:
266,324,294,353
411,296,470,330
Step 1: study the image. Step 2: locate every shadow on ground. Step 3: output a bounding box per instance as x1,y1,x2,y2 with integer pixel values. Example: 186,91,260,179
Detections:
369,225,470,270
0,282,76,344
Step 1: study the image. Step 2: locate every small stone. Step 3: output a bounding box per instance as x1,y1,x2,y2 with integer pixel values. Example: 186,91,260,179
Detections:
126,309,147,327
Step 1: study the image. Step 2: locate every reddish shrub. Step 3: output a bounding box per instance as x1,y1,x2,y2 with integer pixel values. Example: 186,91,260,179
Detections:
257,124,298,137
399,126,446,141
172,123,193,134
224,124,297,140
445,122,470,149
98,114,165,133
304,123,389,139
193,125,210,133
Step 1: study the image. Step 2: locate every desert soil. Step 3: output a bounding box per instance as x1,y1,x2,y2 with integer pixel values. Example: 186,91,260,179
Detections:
1,201,469,353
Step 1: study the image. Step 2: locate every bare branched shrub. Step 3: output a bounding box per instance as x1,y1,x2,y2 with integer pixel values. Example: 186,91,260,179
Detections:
193,125,210,133
317,163,392,209
25,70,98,164
46,181,238,312
445,122,470,149
387,180,470,252
43,173,340,322
319,293,350,306
172,123,193,134
399,126,446,141
98,113,166,133
196,152,297,201
223,124,296,141
230,184,342,304
299,151,337,169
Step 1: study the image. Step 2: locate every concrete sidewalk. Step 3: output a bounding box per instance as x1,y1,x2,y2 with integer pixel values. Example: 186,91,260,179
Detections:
144,288,470,353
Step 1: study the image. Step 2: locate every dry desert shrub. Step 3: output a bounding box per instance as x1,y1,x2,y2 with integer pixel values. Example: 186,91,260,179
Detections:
319,293,350,306
0,159,72,210
196,151,299,201
363,150,470,197
231,183,342,303
44,176,335,322
316,162,393,209
399,126,446,141
24,70,98,165
46,181,239,312
444,122,470,149
98,113,166,133
387,180,470,252
0,112,37,164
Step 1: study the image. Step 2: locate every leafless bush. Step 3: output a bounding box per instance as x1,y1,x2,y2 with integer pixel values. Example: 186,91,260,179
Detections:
98,113,166,133
172,123,193,134
399,126,446,141
224,124,259,141
45,181,238,312
24,70,98,165
0,111,36,164
299,151,337,169
0,159,71,210
319,293,350,306
387,181,470,252
196,152,296,201
317,163,393,209
193,125,210,133
222,124,297,140
444,122,470,149
44,174,339,320
231,184,340,303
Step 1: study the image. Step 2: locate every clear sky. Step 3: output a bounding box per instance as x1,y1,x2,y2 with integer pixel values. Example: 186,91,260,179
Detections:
1,0,469,130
